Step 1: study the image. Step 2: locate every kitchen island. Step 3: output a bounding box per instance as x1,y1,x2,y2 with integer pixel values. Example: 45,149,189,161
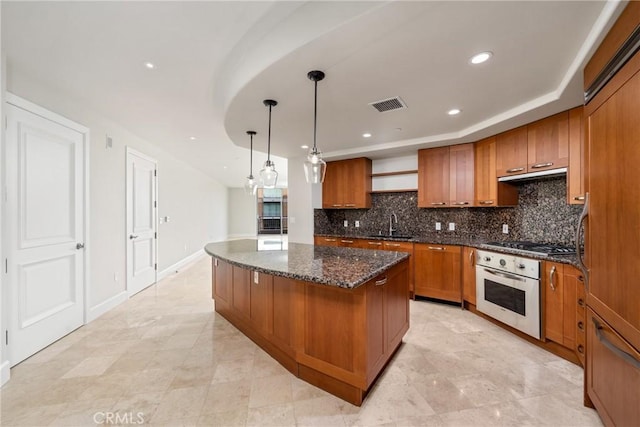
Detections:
204,239,410,405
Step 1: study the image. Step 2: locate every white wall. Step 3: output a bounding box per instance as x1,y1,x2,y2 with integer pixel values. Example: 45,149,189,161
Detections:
0,7,9,386
5,70,228,321
287,155,317,244
227,188,257,239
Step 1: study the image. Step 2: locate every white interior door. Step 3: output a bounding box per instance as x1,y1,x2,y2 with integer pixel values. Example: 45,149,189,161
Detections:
126,148,157,296
5,101,86,366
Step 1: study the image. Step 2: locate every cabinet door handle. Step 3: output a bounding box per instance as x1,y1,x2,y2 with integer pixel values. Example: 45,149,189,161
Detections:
332,204,343,207
593,318,640,369
428,246,445,251
325,238,337,242
129,234,139,240
341,240,354,244
344,203,356,207
385,243,401,247
574,195,586,201
506,167,524,173
479,200,494,205
576,193,589,286
549,265,557,291
368,242,382,246
430,202,447,206
469,250,475,266
531,162,553,169
451,201,469,206
375,277,388,286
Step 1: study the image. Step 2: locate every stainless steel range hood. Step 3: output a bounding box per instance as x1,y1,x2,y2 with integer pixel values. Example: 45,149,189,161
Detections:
498,167,567,182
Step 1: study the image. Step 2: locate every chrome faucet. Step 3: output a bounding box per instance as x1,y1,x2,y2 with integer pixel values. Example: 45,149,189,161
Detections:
389,212,398,236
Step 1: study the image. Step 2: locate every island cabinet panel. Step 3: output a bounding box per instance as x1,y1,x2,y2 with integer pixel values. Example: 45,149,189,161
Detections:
414,244,462,302
527,111,569,172
381,241,415,298
496,126,528,177
212,258,232,304
251,272,274,335
271,276,296,350
384,261,410,358
232,266,251,320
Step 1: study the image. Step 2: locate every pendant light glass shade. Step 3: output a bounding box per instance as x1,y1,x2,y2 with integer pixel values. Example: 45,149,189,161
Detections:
304,70,327,184
260,99,278,188
244,130,258,195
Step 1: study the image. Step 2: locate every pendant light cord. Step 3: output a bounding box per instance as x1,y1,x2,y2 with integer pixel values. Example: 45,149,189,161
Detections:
249,134,253,175
313,80,318,152
267,105,272,161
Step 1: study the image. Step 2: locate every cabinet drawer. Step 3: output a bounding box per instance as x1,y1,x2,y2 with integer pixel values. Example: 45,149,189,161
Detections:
381,241,414,251
586,309,640,426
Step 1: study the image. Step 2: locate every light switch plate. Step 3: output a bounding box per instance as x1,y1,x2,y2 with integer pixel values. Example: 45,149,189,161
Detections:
254,271,259,284
448,222,455,231
435,222,442,231
355,220,360,228
344,220,348,227
502,224,509,234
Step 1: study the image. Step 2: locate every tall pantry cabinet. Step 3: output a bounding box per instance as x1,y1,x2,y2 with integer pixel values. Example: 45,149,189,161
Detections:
582,3,640,426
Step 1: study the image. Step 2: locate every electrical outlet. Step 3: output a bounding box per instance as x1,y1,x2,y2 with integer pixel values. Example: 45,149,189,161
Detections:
448,222,455,231
435,222,442,231
254,271,259,284
355,220,360,228
502,224,509,234
344,220,348,227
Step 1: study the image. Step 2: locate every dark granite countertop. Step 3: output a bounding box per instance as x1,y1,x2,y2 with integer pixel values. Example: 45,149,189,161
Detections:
204,239,409,289
314,233,581,268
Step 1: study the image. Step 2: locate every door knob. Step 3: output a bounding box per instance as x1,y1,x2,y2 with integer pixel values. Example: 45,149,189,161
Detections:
76,243,85,250
129,234,139,240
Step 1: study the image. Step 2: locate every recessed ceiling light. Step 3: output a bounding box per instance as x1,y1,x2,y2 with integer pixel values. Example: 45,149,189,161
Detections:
448,108,461,116
223,166,228,169
470,51,492,65
301,145,309,149
362,133,372,138
189,136,197,141
144,62,156,69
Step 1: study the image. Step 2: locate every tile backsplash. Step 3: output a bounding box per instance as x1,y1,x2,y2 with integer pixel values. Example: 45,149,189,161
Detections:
314,177,583,245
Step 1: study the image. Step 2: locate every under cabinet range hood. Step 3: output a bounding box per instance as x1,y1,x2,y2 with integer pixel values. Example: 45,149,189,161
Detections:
498,167,567,182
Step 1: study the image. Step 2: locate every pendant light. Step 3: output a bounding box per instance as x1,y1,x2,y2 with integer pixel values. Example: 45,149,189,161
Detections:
304,70,327,184
260,99,278,188
244,130,258,195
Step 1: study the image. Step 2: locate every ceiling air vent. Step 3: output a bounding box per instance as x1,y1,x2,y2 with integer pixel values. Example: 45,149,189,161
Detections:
369,96,407,113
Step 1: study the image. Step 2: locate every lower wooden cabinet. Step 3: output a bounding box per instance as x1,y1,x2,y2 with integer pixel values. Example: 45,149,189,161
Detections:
586,308,640,427
414,244,462,302
462,246,476,305
314,236,340,246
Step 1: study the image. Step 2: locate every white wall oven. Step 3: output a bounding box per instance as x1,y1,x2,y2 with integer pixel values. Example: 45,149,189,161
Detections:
475,250,541,339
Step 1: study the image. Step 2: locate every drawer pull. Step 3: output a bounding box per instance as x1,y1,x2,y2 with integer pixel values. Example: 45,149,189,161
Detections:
344,203,356,207
574,195,586,201
578,321,584,331
593,318,640,369
577,344,584,354
428,246,445,251
332,204,343,207
451,201,469,206
531,162,553,169
375,277,388,286
341,240,354,244
469,250,475,266
549,265,557,291
325,238,337,242
506,167,524,173
385,243,401,247
430,202,447,206
368,242,382,246
577,298,585,307
479,200,494,205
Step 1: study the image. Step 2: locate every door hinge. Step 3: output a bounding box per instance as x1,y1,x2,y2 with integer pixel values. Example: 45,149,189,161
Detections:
154,263,157,271
154,232,157,239
5,330,8,345
154,201,157,208
154,170,157,177
4,258,7,274
4,116,7,130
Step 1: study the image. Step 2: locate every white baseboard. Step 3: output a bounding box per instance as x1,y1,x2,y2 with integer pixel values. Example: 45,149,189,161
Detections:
0,360,10,387
226,234,256,240
86,291,128,323
157,249,206,281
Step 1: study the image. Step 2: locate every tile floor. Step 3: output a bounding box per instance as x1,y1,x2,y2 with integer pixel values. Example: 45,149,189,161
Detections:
0,256,603,426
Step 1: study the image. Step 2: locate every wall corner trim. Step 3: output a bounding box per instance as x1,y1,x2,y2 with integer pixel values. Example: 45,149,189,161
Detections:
87,291,128,323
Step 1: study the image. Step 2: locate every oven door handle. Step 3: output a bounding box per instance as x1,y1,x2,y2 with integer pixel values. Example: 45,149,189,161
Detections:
482,268,526,283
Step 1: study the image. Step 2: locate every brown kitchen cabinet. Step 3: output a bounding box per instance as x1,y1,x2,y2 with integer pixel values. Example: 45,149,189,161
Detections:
474,137,519,206
418,144,474,207
212,257,232,304
527,111,569,172
543,262,581,351
462,246,476,306
322,158,372,209
414,243,462,303
567,106,586,204
495,126,528,177
314,236,340,246
379,240,415,298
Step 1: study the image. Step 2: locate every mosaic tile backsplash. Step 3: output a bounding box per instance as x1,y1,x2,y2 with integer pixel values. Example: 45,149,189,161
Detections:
314,177,583,246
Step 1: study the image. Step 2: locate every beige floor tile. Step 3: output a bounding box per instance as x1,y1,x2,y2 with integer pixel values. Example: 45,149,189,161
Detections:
517,393,604,426
197,409,247,427
60,355,118,378
212,358,254,384
201,379,250,415
246,402,296,427
150,385,208,423
248,374,293,409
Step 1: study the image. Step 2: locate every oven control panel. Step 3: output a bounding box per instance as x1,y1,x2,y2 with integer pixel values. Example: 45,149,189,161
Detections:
476,250,540,279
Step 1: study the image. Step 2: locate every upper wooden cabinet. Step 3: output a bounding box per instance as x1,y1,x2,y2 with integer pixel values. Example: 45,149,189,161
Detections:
322,158,372,209
527,111,569,172
496,126,528,177
418,144,474,207
474,137,518,206
567,106,586,204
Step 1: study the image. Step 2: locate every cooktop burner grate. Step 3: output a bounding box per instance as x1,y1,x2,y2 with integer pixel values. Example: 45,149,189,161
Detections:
484,241,576,255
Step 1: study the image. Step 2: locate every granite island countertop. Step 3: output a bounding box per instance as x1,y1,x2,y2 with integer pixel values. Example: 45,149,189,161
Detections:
204,239,409,289
314,233,582,268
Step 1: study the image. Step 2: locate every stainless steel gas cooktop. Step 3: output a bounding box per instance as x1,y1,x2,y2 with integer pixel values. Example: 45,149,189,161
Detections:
483,241,576,256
